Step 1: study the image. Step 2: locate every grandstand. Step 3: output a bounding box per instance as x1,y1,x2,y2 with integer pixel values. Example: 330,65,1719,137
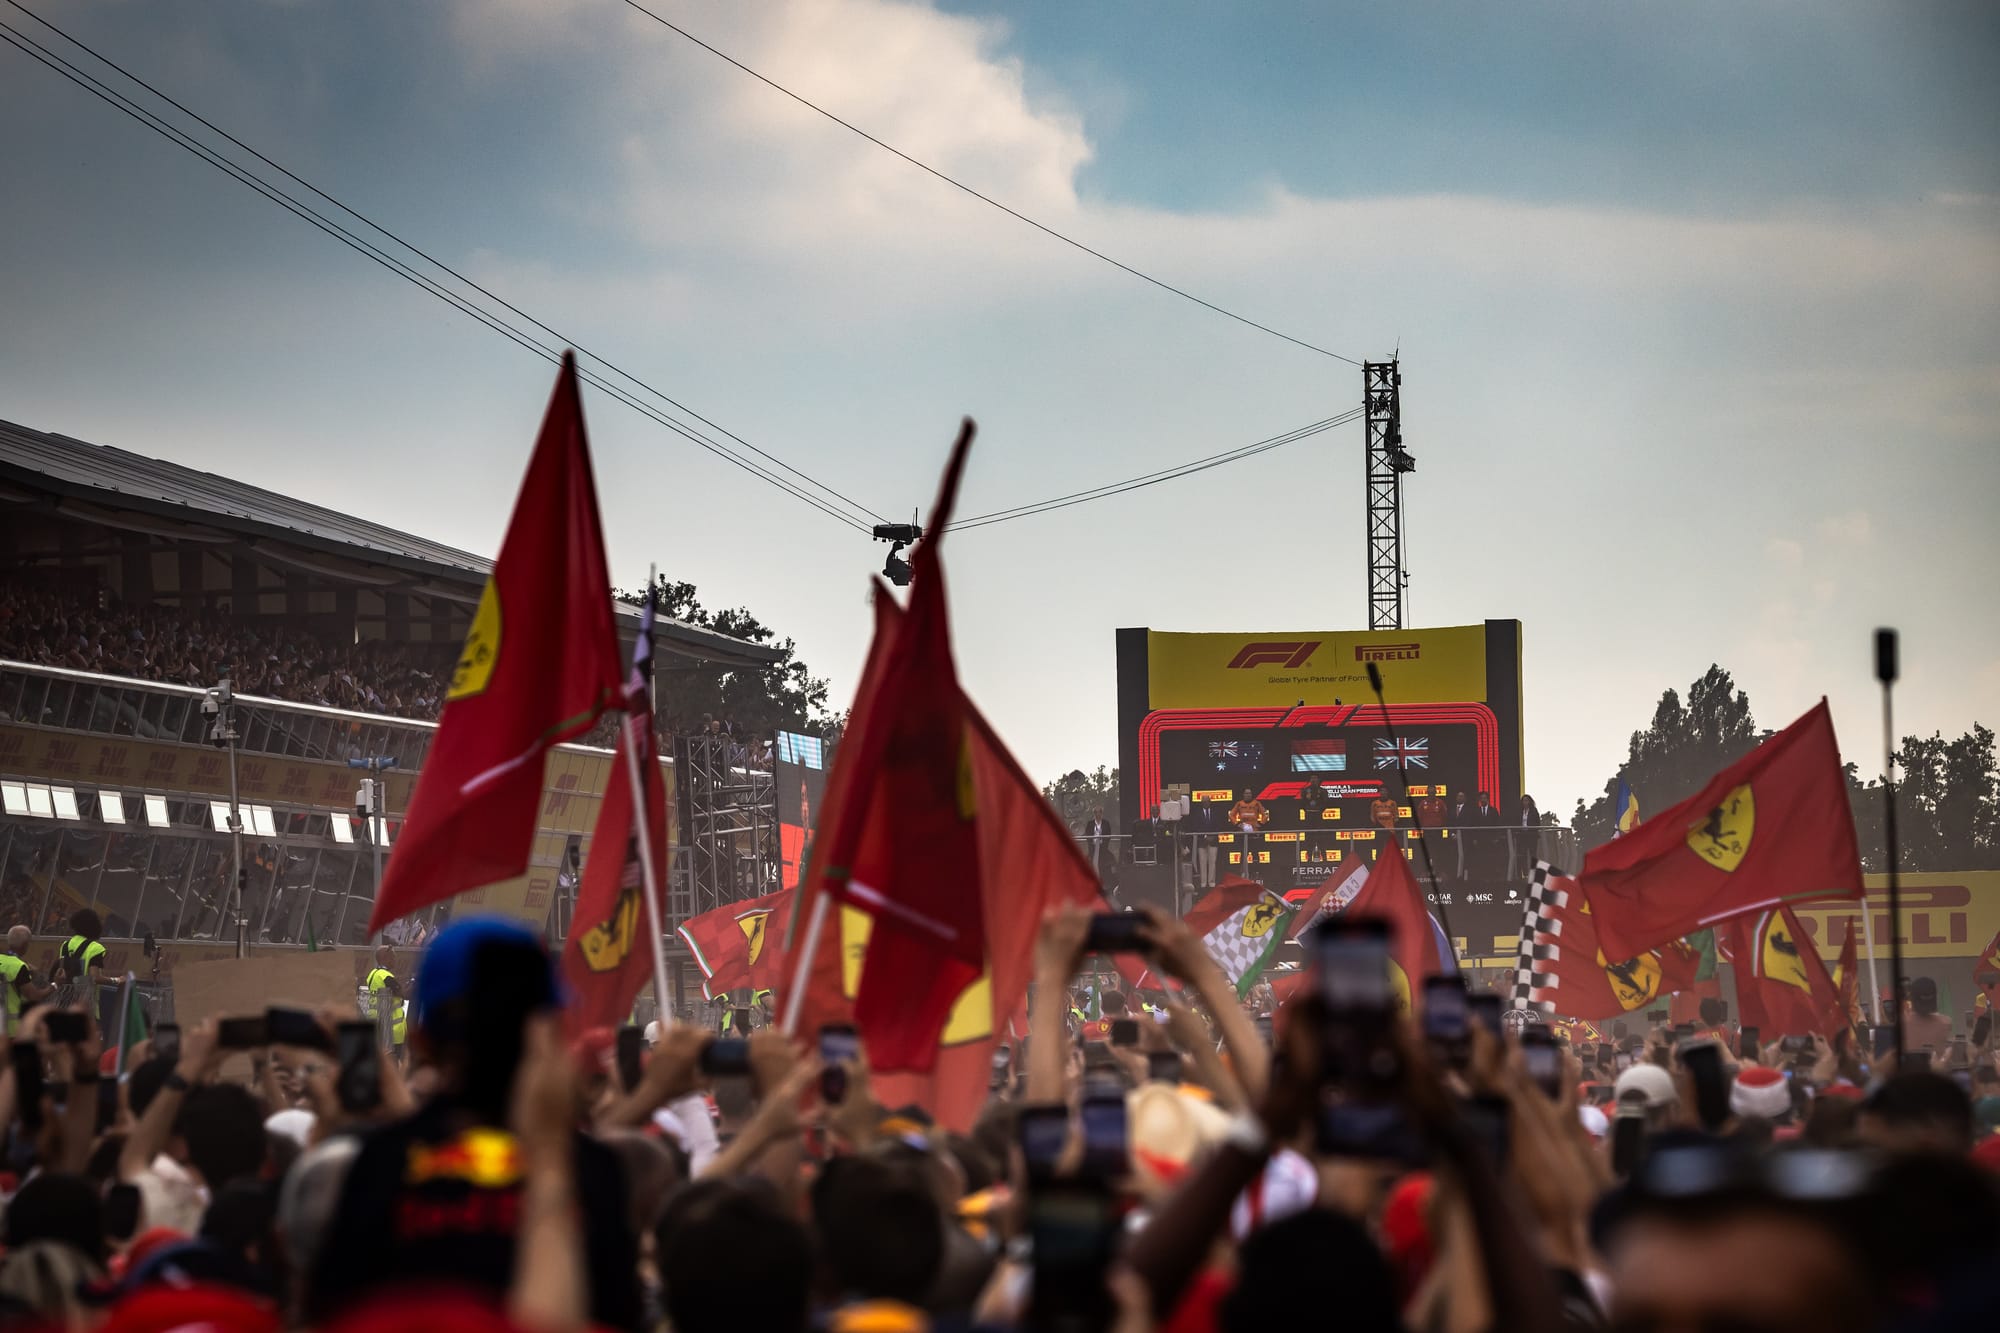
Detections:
0,418,782,1007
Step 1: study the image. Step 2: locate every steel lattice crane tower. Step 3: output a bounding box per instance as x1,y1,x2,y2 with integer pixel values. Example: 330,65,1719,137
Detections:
1363,360,1415,630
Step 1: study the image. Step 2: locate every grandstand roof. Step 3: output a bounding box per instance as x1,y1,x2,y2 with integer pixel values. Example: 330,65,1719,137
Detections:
0,419,781,668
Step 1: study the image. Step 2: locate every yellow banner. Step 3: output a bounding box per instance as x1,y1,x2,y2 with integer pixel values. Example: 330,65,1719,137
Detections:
1794,872,2000,961
1146,625,1489,709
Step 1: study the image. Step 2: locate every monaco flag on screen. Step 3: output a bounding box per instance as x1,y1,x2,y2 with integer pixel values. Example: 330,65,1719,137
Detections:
1576,699,1863,962
368,353,623,934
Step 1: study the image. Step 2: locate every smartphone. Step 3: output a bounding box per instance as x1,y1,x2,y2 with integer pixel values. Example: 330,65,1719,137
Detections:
217,1016,269,1050
1780,1034,1812,1055
1315,1098,1418,1161
1311,919,1393,1013
819,1023,860,1104
1017,1104,1071,1181
1253,1013,1275,1045
1902,1050,1932,1073
1614,1051,1634,1073
700,1037,752,1078
1611,1110,1646,1178
1467,993,1504,1039
1520,1029,1564,1099
616,1025,646,1094
1027,1183,1119,1333
43,1011,88,1045
1079,1091,1128,1179
1678,1040,1730,1131
730,1008,752,1034
1459,1095,1509,1168
1084,914,1148,954
10,1044,44,1133
1146,1051,1182,1084
1423,976,1470,1067
102,1182,142,1244
1108,1019,1140,1048
1871,1024,1898,1060
152,1023,181,1066
1738,1026,1760,1062
266,1007,332,1052
1947,1038,1970,1070
335,1021,382,1112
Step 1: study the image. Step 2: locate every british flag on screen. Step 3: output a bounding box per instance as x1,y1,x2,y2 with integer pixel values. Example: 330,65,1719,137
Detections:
1207,740,1242,759
1373,736,1429,770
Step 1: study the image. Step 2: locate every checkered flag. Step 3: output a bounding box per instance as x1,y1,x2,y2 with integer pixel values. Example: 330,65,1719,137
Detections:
1509,860,1570,1014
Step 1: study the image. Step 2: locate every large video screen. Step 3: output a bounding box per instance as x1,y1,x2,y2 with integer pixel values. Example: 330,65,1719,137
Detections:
1116,622,1523,889
775,730,832,892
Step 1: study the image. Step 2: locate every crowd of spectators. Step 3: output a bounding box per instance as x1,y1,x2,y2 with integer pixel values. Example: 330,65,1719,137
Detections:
0,904,1989,1331
0,582,453,720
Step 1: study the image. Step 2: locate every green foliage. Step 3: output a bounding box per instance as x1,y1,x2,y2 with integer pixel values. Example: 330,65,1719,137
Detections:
614,576,834,739
1572,665,1999,872
1042,765,1120,831
1571,665,1761,849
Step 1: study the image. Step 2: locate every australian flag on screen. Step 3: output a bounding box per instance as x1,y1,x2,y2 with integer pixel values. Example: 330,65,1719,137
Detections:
1374,736,1429,770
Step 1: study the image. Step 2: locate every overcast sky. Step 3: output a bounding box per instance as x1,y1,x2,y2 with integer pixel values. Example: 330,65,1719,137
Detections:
3,0,1996,818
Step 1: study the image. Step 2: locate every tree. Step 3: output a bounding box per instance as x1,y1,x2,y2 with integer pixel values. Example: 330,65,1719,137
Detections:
1570,662,1999,873
1042,765,1120,833
1571,665,1761,850
1848,724,2000,871
614,576,835,740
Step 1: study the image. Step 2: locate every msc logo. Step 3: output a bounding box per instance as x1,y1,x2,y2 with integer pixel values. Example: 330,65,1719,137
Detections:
1354,643,1420,662
1226,641,1319,669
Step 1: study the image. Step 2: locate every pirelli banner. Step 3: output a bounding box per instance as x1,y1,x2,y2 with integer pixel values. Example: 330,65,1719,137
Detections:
1115,622,1525,884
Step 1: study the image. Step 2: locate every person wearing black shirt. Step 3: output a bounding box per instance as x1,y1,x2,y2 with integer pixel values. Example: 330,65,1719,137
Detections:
305,918,643,1330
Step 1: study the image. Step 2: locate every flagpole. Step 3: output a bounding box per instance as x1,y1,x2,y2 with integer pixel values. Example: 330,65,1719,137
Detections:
1875,630,1905,1064
1365,662,1457,972
625,571,672,1025
1860,899,1884,1027
781,891,830,1038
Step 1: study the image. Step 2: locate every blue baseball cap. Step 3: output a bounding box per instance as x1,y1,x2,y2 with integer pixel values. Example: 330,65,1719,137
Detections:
413,916,561,1039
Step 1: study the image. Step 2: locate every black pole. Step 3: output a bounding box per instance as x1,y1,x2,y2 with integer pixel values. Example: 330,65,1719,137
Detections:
1366,662,1457,971
1875,629,1905,1066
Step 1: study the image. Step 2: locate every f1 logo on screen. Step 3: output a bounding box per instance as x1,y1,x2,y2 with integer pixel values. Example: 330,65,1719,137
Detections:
1225,641,1320,669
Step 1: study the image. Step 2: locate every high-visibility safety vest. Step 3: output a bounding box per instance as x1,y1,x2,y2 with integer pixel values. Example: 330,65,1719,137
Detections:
0,955,25,1032
365,967,407,1045
58,936,105,990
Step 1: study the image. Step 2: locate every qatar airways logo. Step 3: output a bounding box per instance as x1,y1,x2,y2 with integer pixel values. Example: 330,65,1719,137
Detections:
1355,643,1420,662
1225,641,1319,669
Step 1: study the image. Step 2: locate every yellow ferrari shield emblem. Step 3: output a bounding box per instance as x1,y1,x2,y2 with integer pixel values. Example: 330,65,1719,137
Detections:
1759,912,1812,993
577,884,639,973
1240,900,1286,939
448,579,503,701
737,910,770,966
1686,784,1755,871
1597,948,1663,1009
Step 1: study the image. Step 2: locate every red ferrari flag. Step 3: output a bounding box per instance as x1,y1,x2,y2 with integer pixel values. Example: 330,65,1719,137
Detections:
1514,864,1704,1020
370,354,623,933
1722,904,1845,1037
782,589,1103,1128
1834,918,1860,1024
1577,700,1863,961
560,592,669,1035
679,888,794,1001
817,422,985,1072
1340,837,1453,1014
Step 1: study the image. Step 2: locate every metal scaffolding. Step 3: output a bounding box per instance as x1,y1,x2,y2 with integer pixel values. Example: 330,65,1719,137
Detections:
673,732,778,925
1364,360,1411,631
